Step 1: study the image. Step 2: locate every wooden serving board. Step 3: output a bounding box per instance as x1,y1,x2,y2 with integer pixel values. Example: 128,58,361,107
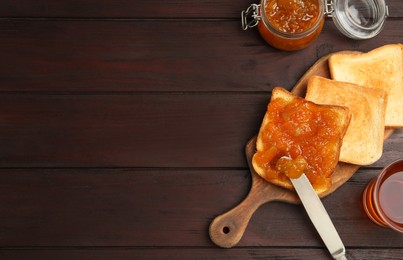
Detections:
209,52,395,248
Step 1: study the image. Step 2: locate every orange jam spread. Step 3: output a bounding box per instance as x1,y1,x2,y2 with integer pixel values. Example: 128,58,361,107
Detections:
266,0,320,34
257,0,324,51
276,155,308,179
254,96,342,189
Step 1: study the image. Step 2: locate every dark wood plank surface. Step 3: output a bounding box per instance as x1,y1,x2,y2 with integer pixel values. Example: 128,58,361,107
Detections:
1,168,403,248
1,249,403,260
0,0,402,259
0,0,402,18
0,94,401,168
0,20,402,92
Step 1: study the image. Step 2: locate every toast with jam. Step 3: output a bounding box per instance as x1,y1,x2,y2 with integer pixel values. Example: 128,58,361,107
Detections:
252,87,351,194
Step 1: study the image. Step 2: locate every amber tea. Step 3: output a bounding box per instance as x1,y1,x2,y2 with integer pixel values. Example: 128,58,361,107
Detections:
363,159,403,233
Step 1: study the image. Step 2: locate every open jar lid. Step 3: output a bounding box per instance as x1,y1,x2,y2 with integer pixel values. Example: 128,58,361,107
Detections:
328,0,389,39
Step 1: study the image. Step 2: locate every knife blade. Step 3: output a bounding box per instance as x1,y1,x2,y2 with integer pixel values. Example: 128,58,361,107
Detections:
290,174,347,260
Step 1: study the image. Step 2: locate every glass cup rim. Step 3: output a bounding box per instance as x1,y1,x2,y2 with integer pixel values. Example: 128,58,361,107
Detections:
373,158,403,232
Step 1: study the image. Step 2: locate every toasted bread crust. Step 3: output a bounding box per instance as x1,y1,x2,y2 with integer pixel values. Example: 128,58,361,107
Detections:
329,44,403,127
306,76,388,165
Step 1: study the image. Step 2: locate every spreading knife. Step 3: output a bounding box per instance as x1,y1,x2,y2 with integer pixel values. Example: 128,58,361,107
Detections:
290,173,347,260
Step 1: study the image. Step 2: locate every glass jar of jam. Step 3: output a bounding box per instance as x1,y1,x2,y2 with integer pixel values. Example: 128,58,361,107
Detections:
242,0,389,51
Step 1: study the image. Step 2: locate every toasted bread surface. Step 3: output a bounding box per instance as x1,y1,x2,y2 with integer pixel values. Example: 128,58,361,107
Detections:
252,87,350,194
306,76,387,165
329,44,403,127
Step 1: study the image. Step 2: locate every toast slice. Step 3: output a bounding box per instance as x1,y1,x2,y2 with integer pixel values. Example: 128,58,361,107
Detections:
306,76,388,165
329,44,403,127
252,87,351,194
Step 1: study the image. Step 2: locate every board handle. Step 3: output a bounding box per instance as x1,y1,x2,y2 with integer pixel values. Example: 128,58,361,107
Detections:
209,136,300,248
209,186,267,248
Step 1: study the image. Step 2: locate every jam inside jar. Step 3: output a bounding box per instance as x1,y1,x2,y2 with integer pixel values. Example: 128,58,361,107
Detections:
258,0,325,51
241,0,325,51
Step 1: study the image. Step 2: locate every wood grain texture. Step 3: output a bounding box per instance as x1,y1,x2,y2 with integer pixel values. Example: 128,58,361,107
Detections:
0,0,402,258
1,248,402,260
0,20,402,92
0,0,402,18
0,168,403,248
0,94,401,168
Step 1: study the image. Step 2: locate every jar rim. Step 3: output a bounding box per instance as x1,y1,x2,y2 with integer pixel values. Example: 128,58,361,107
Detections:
260,0,325,39
331,0,388,39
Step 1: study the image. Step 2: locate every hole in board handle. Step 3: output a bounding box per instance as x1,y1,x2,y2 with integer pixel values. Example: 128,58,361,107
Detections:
222,226,230,234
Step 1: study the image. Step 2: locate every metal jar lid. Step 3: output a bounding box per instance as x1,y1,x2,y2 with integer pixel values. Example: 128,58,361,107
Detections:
326,0,389,39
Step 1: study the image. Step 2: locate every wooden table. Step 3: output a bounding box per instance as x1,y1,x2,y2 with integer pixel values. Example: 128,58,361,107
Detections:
0,1,402,259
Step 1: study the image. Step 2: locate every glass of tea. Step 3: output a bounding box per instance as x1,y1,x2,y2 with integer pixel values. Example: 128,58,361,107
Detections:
362,159,403,233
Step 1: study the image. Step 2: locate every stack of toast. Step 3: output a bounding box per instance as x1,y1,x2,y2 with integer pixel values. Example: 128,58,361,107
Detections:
252,44,403,194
